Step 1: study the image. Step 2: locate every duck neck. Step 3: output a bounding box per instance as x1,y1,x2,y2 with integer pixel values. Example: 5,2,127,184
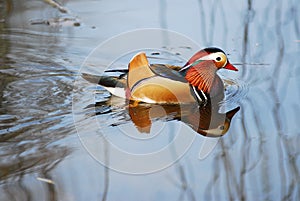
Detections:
183,66,219,94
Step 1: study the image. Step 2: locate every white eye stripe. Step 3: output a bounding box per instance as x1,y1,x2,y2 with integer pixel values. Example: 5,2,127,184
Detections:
199,52,225,60
198,54,215,61
200,52,228,67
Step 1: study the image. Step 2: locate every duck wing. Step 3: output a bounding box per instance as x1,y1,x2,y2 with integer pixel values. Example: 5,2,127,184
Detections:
104,64,185,82
149,64,187,83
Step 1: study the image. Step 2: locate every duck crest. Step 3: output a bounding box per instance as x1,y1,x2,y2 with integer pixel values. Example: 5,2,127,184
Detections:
185,62,217,93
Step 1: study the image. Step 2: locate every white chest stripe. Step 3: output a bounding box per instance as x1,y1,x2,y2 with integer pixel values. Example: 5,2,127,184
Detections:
192,86,207,102
192,86,202,101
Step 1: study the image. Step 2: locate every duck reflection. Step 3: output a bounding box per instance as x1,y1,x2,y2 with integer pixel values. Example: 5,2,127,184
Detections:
127,101,239,137
91,94,240,137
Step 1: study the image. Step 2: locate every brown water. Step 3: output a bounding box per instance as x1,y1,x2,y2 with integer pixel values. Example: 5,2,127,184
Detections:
1,0,300,200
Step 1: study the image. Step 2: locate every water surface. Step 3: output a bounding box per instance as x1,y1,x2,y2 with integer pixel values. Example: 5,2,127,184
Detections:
0,0,299,200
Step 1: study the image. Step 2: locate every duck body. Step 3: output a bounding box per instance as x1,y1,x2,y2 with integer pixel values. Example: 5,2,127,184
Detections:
83,47,238,105
129,76,195,103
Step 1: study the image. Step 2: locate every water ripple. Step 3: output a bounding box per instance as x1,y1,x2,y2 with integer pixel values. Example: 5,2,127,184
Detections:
220,78,249,111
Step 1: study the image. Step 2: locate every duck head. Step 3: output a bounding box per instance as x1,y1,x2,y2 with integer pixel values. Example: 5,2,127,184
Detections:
179,47,238,95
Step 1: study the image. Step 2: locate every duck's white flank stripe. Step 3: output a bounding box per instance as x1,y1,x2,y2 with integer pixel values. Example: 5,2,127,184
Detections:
192,86,202,102
192,86,207,103
199,90,208,101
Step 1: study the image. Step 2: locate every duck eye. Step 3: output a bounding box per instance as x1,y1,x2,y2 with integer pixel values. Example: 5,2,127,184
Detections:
216,57,222,62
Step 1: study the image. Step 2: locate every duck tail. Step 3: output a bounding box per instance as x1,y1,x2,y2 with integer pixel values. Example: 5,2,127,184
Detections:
81,73,127,98
81,73,125,88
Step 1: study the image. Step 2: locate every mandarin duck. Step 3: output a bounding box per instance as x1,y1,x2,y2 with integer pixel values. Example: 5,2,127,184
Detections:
83,47,237,105
82,47,239,136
